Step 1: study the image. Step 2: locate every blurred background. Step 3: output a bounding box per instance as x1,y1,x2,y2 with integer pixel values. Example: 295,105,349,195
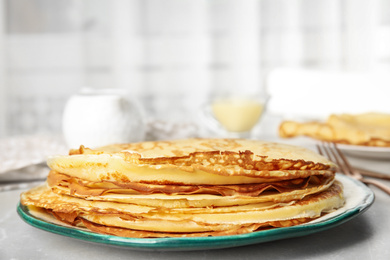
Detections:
1,0,390,140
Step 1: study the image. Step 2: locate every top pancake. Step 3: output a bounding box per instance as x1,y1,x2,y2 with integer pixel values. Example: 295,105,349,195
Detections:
47,138,335,185
71,138,332,162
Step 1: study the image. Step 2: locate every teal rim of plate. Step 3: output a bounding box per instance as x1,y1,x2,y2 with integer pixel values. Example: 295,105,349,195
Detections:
17,175,374,251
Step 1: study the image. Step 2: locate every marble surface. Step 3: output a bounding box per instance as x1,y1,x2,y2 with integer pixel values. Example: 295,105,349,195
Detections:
1,137,390,259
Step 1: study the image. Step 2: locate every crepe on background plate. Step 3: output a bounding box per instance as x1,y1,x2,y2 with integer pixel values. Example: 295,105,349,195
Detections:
20,138,345,238
279,112,390,147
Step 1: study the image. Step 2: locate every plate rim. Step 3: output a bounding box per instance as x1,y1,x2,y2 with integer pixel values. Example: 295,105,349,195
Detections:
336,143,390,152
17,175,374,251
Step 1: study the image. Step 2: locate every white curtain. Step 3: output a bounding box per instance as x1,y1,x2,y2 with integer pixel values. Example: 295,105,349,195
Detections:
1,0,390,137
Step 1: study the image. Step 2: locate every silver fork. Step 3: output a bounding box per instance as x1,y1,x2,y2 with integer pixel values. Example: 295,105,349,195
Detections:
316,141,390,196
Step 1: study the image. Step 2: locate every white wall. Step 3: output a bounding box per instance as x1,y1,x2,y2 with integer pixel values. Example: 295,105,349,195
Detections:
0,0,6,137
1,0,390,137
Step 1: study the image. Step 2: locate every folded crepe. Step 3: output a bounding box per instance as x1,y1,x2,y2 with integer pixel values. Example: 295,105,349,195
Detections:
20,138,344,238
279,112,390,147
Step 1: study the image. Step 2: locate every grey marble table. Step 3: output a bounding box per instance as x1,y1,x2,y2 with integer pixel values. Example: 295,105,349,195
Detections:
1,140,390,260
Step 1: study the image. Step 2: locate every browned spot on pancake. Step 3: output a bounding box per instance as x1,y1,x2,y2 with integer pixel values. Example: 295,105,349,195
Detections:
121,150,332,172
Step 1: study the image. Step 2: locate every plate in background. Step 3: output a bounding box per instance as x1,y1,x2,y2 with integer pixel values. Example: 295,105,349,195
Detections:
337,144,390,159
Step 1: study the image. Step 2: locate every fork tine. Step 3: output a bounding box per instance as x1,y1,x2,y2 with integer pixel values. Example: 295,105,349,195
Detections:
325,142,349,175
316,142,351,177
316,143,334,164
331,143,357,175
315,144,324,156
316,143,334,163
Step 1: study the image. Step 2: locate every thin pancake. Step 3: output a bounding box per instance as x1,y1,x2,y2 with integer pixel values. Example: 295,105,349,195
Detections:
47,139,335,185
22,182,344,236
47,170,334,197
279,113,390,146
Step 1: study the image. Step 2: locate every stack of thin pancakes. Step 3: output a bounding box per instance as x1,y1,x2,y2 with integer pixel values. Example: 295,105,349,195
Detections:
20,138,345,238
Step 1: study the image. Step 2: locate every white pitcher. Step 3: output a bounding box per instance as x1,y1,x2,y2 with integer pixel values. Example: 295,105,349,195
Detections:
62,88,145,149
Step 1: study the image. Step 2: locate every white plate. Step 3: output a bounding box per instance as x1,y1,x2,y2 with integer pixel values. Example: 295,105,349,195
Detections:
336,143,390,159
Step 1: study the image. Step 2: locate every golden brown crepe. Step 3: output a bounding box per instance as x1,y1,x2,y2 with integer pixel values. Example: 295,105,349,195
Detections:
20,138,344,238
279,113,390,147
21,181,343,237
